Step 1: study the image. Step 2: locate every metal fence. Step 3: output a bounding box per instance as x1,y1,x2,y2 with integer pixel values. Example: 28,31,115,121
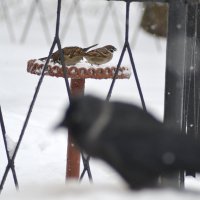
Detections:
1,0,200,193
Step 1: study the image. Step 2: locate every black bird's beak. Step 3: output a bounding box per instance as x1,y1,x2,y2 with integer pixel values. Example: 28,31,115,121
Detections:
53,119,66,131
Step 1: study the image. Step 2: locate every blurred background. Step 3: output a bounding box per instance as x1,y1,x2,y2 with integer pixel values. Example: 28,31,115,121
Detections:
0,1,167,50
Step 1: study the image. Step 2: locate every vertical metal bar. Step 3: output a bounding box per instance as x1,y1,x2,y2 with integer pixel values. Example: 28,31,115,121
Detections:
195,4,200,136
125,1,130,43
162,0,187,188
183,4,196,137
183,3,197,177
66,79,85,179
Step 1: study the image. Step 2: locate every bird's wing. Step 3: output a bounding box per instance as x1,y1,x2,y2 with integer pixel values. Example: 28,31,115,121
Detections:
87,49,109,58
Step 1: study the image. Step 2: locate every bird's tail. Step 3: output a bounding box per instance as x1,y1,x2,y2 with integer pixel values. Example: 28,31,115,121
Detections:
83,44,98,52
39,54,54,61
38,56,48,61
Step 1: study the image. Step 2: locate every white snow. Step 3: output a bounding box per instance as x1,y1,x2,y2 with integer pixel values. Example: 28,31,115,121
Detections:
5,135,17,158
31,59,131,76
1,0,200,199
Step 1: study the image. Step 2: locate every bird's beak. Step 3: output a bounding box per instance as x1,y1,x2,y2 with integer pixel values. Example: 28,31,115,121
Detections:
53,120,66,131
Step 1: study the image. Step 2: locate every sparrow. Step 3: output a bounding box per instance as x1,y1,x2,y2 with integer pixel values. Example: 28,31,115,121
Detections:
39,44,98,66
57,95,200,189
84,45,117,65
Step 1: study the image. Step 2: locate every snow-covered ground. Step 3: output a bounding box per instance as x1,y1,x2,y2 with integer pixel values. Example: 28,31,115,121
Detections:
1,0,200,199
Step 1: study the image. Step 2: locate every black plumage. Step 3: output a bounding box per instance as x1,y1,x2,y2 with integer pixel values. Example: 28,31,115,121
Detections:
57,95,200,189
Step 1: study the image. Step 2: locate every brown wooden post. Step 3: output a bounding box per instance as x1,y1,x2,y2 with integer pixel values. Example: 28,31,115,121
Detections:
66,78,85,179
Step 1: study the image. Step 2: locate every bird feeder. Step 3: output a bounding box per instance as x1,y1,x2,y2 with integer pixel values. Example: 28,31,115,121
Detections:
27,59,131,180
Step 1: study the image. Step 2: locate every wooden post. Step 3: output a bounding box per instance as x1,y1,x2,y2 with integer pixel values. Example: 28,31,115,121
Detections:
66,78,85,179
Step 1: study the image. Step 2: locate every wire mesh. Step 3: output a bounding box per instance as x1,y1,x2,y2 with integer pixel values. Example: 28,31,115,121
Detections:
0,106,18,189
0,0,71,192
1,0,200,193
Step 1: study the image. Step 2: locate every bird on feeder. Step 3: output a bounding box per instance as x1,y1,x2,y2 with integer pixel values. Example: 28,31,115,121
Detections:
84,45,117,65
39,44,98,66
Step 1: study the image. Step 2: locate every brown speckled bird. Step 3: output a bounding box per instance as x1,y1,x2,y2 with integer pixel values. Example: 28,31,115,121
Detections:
39,44,98,66
84,45,117,65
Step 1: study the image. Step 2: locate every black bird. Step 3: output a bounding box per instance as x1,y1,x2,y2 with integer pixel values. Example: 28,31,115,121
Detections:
57,95,200,189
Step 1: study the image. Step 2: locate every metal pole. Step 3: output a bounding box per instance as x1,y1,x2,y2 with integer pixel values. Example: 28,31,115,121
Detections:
195,4,200,136
162,0,187,188
183,3,197,177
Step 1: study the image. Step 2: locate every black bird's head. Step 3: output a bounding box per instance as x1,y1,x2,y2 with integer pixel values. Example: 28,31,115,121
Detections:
104,45,117,53
57,95,111,154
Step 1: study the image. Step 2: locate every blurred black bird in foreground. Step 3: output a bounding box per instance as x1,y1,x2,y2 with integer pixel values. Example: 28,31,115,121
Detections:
57,95,200,189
